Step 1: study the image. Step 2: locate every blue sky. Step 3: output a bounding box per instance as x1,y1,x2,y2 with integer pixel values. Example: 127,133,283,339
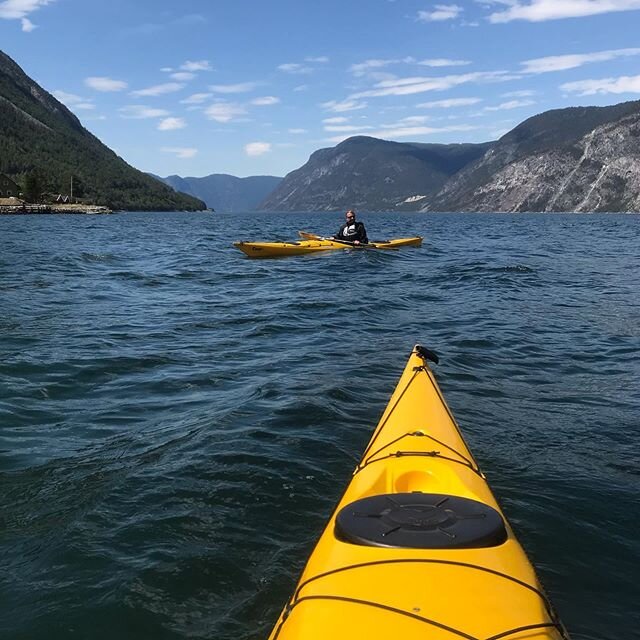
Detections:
2,1,640,178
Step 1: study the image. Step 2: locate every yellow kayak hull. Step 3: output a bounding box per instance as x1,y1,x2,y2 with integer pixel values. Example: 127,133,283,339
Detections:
233,236,422,258
268,346,568,640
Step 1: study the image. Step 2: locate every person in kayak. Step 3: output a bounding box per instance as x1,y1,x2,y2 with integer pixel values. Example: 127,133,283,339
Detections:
333,209,368,245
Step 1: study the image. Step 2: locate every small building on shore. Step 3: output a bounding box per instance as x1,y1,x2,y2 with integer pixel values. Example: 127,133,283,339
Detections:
0,174,20,198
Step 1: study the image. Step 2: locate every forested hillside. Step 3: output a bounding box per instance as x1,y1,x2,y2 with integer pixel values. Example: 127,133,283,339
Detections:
0,50,205,211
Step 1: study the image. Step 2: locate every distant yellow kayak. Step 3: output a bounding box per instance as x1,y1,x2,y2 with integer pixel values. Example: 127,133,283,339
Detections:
268,346,569,640
233,236,422,258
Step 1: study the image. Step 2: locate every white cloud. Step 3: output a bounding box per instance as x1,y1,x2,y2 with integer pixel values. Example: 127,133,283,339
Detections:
501,90,536,97
278,63,313,74
521,48,640,73
209,82,259,94
323,116,349,123
181,60,212,71
560,74,640,95
305,56,329,63
119,105,170,119
205,102,247,122
293,84,309,92
327,123,476,143
324,124,375,132
417,58,471,67
131,82,185,97
245,142,271,156
85,76,128,92
162,147,198,159
54,90,89,105
0,0,52,19
251,96,280,106
351,71,515,98
376,123,475,136
158,117,186,130
170,71,195,81
350,57,415,76
180,92,213,104
174,13,206,26
487,0,640,23
417,97,482,108
321,98,368,112
288,128,307,134
417,4,463,21
484,99,535,111
396,116,431,124
0,0,51,30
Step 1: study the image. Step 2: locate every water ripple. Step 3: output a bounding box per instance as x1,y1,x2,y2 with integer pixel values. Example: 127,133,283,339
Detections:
0,211,638,640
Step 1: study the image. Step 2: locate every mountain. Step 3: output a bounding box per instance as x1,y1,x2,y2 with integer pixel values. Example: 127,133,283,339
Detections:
0,50,205,211
155,173,282,211
422,100,640,212
259,136,494,211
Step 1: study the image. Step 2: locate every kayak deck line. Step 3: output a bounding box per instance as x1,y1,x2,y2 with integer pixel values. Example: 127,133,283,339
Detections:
357,384,482,479
280,559,566,640
267,345,570,640
355,430,478,476
355,356,483,479
280,595,480,640
292,559,558,609
278,594,564,640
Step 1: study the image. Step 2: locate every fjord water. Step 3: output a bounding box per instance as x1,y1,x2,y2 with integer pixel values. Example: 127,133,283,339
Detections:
1,211,638,640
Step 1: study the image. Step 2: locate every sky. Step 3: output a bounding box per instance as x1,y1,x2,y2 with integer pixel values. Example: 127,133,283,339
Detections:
2,1,640,178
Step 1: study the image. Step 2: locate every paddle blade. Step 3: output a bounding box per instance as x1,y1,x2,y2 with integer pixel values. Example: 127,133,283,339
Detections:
298,230,322,240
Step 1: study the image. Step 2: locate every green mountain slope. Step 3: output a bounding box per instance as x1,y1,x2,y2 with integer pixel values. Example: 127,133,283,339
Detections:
0,50,205,211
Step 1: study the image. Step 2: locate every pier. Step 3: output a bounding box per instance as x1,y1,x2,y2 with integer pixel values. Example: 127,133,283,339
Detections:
0,201,112,215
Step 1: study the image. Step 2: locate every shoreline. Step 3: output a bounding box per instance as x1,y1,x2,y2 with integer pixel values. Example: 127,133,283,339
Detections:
0,204,113,215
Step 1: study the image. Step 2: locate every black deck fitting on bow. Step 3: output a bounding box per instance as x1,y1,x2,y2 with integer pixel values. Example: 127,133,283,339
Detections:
415,345,439,364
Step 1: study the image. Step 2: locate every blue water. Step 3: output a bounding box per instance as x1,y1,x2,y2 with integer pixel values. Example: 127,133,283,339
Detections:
0,211,638,640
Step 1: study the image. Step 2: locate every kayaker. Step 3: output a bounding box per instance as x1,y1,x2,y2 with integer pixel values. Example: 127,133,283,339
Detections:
333,209,368,245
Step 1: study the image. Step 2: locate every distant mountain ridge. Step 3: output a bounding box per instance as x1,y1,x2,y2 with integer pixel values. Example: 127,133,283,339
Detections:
422,100,640,212
154,173,282,211
0,50,205,211
259,137,493,211
260,100,640,213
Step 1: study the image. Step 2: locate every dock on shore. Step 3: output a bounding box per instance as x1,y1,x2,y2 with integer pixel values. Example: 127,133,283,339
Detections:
0,202,113,215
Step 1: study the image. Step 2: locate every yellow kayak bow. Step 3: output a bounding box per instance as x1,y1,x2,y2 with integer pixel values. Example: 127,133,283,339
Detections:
268,346,569,640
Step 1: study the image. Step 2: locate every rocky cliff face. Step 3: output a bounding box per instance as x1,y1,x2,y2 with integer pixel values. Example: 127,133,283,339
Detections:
259,136,493,211
423,101,640,212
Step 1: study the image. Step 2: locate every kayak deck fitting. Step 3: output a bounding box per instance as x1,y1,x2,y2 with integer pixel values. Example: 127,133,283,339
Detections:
233,235,422,258
268,346,569,640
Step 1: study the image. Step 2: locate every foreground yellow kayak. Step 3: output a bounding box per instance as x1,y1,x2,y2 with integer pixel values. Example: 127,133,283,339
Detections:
268,346,569,640
233,236,422,258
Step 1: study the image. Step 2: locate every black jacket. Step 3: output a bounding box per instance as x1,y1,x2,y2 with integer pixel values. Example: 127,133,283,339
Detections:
334,220,368,243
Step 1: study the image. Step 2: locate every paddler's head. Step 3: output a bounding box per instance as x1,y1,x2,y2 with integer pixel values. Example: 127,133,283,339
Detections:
345,209,356,222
